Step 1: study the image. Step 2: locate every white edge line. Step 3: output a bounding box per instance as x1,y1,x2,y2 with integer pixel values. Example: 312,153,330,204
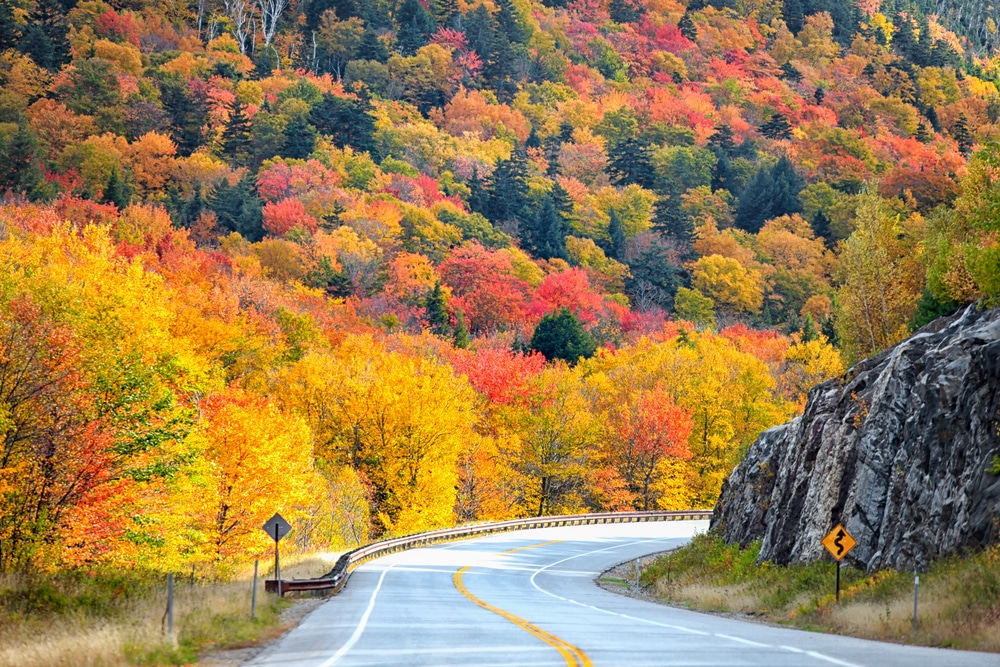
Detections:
715,633,770,648
316,565,392,667
805,650,866,667
526,539,867,667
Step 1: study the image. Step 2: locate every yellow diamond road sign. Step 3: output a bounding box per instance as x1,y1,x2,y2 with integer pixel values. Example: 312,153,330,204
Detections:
822,524,857,561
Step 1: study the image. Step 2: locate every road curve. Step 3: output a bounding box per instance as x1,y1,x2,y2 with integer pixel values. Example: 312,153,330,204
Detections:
245,521,999,667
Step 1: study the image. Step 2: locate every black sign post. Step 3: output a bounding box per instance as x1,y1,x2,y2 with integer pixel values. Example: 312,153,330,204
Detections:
262,513,292,596
821,524,857,603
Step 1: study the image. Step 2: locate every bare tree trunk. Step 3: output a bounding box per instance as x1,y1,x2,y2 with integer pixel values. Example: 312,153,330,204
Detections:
257,0,289,48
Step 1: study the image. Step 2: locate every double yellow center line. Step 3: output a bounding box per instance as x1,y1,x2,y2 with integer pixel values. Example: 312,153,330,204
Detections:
452,541,594,667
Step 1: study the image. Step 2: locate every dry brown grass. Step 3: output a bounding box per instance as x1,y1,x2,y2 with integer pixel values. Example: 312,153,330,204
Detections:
0,551,341,667
641,534,1000,653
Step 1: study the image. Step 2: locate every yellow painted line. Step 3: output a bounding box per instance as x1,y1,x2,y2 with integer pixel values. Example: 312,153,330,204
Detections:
453,541,593,667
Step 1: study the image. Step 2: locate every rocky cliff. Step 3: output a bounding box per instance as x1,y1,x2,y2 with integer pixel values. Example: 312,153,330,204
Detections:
711,304,1000,572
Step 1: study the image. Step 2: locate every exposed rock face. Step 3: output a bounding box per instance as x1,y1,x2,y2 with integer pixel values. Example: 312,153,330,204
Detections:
712,304,1000,572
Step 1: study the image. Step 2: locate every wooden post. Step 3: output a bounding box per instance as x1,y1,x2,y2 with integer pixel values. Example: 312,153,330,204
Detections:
167,573,175,643
252,559,259,620
912,573,919,633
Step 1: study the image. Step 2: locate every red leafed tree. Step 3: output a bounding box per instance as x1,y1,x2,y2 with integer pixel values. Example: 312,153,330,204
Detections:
438,243,531,334
527,268,605,325
449,346,546,406
263,198,319,237
608,388,693,511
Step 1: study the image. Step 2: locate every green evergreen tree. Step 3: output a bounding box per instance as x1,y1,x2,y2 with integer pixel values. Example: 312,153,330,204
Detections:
424,282,450,335
607,137,656,190
760,112,792,140
678,11,697,41
734,156,803,233
652,197,694,246
800,314,817,342
783,0,803,32
209,175,264,241
219,99,253,167
307,255,353,297
310,92,377,155
527,196,568,260
396,0,436,55
915,121,932,143
607,207,626,261
467,167,490,217
488,150,530,226
452,309,471,348
357,28,390,62
281,115,317,159
609,0,643,23
811,209,834,248
0,123,45,199
953,113,974,156
529,307,596,363
780,62,802,83
102,166,131,209
182,182,205,227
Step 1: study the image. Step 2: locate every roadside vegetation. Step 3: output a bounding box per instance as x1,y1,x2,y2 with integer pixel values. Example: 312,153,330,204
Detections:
637,534,1000,653
0,553,338,667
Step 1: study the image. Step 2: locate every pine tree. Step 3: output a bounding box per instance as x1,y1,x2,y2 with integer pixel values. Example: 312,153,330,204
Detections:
734,156,803,233
780,62,802,83
652,197,694,246
811,210,834,248
607,208,626,261
915,121,932,143
0,123,45,199
529,307,596,363
760,112,792,140
424,282,450,335
953,113,974,157
220,99,253,167
452,310,471,348
496,0,525,44
526,196,568,260
609,0,643,24
607,137,656,190
707,124,737,191
783,0,803,33
467,167,490,217
925,105,941,132
814,87,826,105
488,150,530,227
209,175,264,241
396,0,436,55
310,93,377,155
103,166,131,209
678,11,697,41
357,28,390,62
183,182,205,227
543,135,562,176
281,115,317,159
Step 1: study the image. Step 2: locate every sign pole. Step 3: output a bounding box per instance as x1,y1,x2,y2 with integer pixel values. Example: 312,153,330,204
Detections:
274,523,281,598
835,560,840,603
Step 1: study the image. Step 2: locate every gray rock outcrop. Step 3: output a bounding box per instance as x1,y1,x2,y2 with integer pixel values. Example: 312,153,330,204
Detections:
711,304,1000,572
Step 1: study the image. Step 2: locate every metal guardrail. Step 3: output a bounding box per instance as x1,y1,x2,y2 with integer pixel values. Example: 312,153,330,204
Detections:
264,509,713,596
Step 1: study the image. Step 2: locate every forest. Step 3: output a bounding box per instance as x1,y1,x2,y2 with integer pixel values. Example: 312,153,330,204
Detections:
1,0,1000,574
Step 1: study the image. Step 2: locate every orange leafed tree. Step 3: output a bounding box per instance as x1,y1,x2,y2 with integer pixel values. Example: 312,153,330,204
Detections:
607,388,694,511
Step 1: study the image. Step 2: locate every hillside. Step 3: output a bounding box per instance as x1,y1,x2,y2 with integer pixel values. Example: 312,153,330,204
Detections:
1,0,1000,575
712,303,1000,570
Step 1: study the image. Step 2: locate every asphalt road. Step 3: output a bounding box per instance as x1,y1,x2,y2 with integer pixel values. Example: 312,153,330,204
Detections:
245,521,1000,667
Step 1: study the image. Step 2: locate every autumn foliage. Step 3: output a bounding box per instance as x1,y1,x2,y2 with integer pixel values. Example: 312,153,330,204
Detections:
2,0,998,575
